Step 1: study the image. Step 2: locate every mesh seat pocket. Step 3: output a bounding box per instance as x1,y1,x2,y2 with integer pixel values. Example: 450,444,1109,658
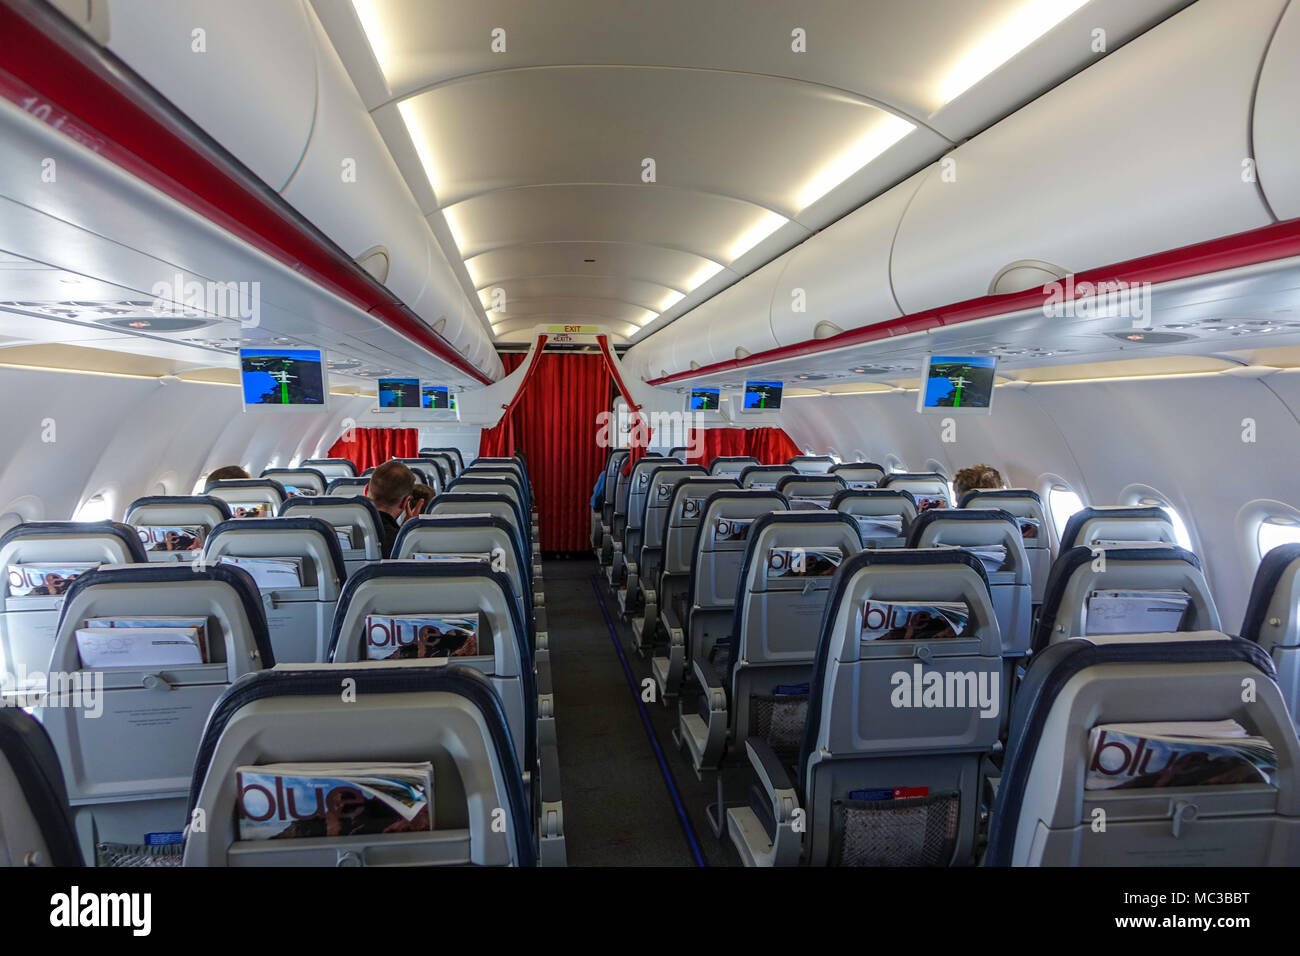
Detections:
96,841,184,867
749,690,809,766
831,790,959,866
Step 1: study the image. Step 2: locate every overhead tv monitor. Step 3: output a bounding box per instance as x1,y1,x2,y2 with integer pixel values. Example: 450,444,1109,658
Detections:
422,384,452,409
688,386,720,411
918,355,997,414
742,380,783,411
240,348,326,408
378,378,420,408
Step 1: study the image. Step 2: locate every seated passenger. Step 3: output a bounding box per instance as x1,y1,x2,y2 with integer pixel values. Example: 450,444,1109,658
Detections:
207,465,250,481
365,460,416,558
954,464,1004,499
409,482,435,517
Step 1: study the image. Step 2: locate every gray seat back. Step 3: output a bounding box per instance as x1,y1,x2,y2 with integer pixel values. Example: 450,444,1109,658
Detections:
40,563,271,865
740,465,796,491
1241,544,1300,725
125,496,232,564
0,708,82,867
624,458,680,568
203,517,345,663
261,468,328,497
832,489,918,549
729,512,865,761
279,496,385,575
709,456,759,478
206,479,286,518
788,456,835,475
961,489,1052,602
881,472,951,512
776,475,847,509
829,462,886,489
800,549,1002,866
641,465,707,585
988,632,1300,866
659,478,739,623
301,458,357,480
0,521,146,694
182,662,534,867
1059,505,1176,553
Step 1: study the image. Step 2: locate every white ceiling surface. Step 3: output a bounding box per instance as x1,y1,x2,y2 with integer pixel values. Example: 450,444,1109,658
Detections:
0,95,482,389
317,0,1189,344
660,257,1300,394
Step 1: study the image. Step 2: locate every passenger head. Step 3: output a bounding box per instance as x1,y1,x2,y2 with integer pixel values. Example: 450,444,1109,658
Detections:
207,465,250,482
367,460,416,518
408,482,435,518
953,464,1004,500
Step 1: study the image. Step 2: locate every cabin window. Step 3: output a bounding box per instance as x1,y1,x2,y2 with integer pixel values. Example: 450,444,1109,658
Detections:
1046,484,1084,540
74,491,114,522
1134,495,1194,552
1257,515,1300,559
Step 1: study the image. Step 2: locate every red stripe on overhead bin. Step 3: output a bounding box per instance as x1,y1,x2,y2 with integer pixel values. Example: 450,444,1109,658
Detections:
646,216,1300,387
0,0,493,386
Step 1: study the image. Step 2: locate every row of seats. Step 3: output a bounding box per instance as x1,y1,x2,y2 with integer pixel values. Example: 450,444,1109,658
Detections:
0,451,564,867
592,448,1300,866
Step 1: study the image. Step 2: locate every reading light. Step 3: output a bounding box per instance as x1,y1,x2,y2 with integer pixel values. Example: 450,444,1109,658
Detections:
937,0,1092,104
795,113,915,209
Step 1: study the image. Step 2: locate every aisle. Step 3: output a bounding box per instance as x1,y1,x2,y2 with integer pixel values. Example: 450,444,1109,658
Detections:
544,557,733,865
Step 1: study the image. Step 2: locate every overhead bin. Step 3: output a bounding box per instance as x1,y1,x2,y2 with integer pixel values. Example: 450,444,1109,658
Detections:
1254,0,1300,221
771,172,925,347
104,0,317,193
703,258,785,365
890,0,1282,314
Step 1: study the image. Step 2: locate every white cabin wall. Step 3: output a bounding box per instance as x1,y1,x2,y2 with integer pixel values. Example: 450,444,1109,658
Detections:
781,370,1300,629
0,368,370,525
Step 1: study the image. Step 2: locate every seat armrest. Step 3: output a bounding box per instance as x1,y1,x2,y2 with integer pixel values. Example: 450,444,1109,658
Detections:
745,737,795,801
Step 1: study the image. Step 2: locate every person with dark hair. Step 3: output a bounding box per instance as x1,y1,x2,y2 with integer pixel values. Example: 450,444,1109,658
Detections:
366,460,416,558
953,464,1004,500
408,482,435,518
207,465,250,482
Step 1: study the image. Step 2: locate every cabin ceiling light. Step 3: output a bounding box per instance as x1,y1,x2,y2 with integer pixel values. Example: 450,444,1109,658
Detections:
682,261,725,293
795,114,915,210
937,0,1092,104
657,290,685,312
352,0,396,82
727,210,789,261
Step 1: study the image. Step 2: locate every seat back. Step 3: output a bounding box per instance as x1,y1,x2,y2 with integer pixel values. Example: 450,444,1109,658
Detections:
776,475,847,509
1033,545,1220,653
301,458,357,480
740,465,796,490
182,662,534,866
1059,505,1176,553
279,496,385,575
728,512,865,762
447,478,525,524
40,563,272,865
623,458,681,570
688,491,789,665
987,633,1300,866
709,456,759,478
788,455,835,475
799,550,1002,866
0,708,82,867
421,447,466,474
641,465,707,586
0,521,147,693
829,462,886,489
881,472,951,512
961,489,1052,602
602,450,630,526
429,493,530,564
395,458,449,491
461,468,529,511
326,477,372,497
659,478,739,624
125,495,232,564
205,479,286,518
328,563,535,775
203,517,346,662
832,489,918,549
394,515,533,643
1242,544,1300,724
907,509,1032,659
260,468,328,498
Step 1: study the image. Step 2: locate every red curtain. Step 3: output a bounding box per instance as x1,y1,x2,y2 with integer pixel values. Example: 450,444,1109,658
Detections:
478,352,610,552
684,427,803,467
327,427,418,471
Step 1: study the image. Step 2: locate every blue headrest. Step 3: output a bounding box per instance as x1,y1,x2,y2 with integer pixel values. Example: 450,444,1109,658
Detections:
207,516,347,585
1032,544,1201,654
905,507,1018,547
0,707,82,866
830,488,917,509
1240,542,1300,644
958,488,1042,509
798,548,993,792
125,495,233,522
56,562,275,667
1058,505,1170,553
185,663,534,867
985,635,1276,866
0,520,148,563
